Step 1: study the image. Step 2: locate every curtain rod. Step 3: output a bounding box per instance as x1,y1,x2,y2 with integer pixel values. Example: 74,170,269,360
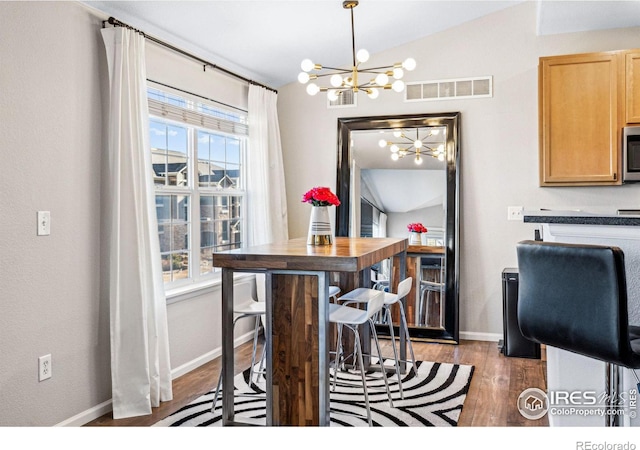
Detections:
104,17,277,94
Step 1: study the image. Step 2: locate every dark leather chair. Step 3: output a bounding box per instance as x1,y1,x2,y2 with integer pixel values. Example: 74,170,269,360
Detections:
516,240,640,426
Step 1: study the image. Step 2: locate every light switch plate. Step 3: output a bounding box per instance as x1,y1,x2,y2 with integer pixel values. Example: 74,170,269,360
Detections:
37,211,51,236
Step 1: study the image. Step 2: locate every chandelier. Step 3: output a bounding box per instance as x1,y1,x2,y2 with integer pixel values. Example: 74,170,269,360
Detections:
298,1,416,101
378,128,445,165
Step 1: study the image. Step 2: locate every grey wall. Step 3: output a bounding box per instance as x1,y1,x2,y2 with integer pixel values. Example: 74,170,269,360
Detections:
0,1,256,426
277,1,640,340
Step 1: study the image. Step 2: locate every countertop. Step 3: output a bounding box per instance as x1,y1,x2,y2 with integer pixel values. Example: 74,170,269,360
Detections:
523,210,640,226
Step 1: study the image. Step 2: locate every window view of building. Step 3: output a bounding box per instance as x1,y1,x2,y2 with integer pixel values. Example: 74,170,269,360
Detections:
148,87,247,286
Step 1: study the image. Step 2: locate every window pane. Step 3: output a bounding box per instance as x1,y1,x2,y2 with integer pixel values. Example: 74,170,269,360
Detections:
171,223,189,252
226,138,241,165
230,219,241,247
200,248,213,275
152,152,168,186
197,131,212,187
161,254,172,283
171,252,189,281
230,196,242,218
224,164,240,189
149,120,167,150
200,220,215,247
158,224,171,252
171,195,189,222
156,195,171,223
214,196,229,220
200,195,214,221
211,135,226,162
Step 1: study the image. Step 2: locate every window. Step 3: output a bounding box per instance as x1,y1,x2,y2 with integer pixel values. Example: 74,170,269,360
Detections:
148,86,248,289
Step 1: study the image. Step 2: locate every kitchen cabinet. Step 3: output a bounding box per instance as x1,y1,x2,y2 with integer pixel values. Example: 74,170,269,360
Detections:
539,51,621,186
625,51,640,124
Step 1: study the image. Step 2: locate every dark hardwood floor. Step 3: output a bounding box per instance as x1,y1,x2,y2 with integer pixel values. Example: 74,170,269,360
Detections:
85,338,548,427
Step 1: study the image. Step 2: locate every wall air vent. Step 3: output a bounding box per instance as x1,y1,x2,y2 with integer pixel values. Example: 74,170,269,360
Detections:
327,88,356,108
405,76,493,102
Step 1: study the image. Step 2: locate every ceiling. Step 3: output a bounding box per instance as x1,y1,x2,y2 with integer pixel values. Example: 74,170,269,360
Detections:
84,1,640,89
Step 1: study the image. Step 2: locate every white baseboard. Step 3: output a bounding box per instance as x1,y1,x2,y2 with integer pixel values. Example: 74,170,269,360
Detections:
55,399,113,427
459,331,502,342
59,329,257,427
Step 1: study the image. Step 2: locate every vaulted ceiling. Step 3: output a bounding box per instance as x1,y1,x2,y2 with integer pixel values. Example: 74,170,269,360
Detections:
85,1,640,89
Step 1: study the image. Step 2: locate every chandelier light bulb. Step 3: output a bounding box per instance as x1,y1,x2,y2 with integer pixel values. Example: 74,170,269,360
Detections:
402,58,417,71
375,73,389,86
356,49,370,63
392,80,405,92
414,139,422,149
390,144,399,153
438,153,445,161
330,74,343,87
306,83,320,96
301,59,315,72
392,67,404,79
415,154,423,165
297,2,415,100
393,130,402,138
432,129,440,135
391,153,399,161
378,139,387,148
298,72,310,84
438,144,445,152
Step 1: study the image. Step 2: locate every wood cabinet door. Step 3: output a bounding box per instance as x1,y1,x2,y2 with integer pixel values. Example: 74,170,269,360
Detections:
625,51,640,124
539,52,621,186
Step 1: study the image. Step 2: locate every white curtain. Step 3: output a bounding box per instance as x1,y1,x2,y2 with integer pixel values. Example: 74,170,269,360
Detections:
101,27,173,419
378,212,388,238
247,85,288,246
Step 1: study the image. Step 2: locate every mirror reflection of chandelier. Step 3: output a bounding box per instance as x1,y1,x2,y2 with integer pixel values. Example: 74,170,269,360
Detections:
298,1,416,101
378,128,446,164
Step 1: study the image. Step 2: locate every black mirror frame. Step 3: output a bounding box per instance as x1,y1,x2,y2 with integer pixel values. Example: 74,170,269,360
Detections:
336,113,460,343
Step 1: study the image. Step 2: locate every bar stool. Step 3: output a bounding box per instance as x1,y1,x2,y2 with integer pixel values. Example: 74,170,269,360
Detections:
210,273,267,412
329,288,394,426
418,255,444,326
337,277,417,399
516,240,640,426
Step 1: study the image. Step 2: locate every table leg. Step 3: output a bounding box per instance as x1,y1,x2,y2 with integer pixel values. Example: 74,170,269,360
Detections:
221,268,235,425
268,271,330,426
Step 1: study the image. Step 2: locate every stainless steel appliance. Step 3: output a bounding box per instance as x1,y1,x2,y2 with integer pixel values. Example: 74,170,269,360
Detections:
623,126,640,182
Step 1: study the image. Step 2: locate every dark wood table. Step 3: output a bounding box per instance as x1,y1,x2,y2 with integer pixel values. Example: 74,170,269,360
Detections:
213,236,407,426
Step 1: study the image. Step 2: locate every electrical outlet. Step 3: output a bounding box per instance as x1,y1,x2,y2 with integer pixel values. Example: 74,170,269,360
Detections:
507,206,524,221
37,211,51,236
39,354,52,381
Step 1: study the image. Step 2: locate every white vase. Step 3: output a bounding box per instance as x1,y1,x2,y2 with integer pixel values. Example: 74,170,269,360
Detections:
307,206,333,245
409,231,422,245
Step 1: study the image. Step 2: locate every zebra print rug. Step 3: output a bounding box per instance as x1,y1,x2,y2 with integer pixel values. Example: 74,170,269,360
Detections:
155,359,474,427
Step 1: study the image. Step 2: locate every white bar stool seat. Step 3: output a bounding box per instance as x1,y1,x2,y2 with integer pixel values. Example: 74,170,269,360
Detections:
337,277,417,399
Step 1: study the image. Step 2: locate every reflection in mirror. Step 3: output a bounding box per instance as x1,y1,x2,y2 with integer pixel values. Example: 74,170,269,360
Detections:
336,114,460,343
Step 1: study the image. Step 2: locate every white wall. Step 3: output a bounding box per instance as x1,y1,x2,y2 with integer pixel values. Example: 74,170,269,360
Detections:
277,1,640,338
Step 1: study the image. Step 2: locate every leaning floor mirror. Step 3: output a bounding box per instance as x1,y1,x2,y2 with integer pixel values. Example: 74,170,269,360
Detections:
336,113,460,343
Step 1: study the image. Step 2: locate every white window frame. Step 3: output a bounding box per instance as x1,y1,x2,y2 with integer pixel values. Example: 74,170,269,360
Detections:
147,85,248,300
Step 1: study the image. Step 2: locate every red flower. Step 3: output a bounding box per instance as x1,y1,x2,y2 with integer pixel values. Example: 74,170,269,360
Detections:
407,223,427,233
302,187,341,207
